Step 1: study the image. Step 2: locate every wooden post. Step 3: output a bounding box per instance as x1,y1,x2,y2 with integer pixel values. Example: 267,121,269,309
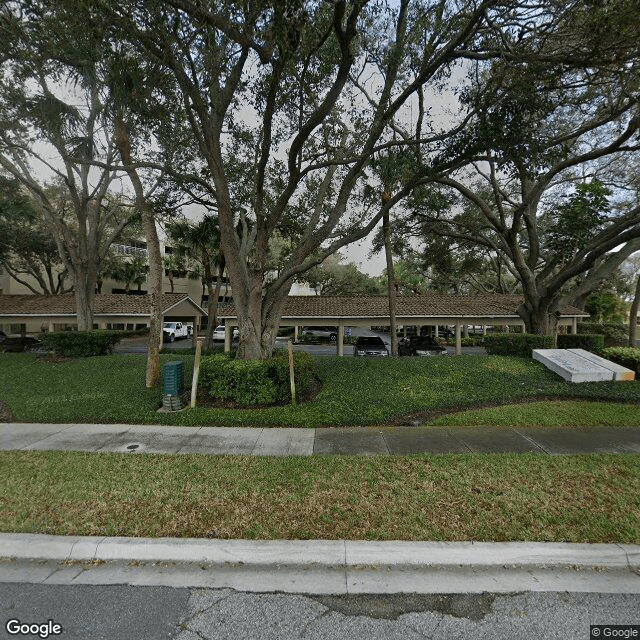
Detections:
288,340,296,406
190,337,205,408
294,325,299,342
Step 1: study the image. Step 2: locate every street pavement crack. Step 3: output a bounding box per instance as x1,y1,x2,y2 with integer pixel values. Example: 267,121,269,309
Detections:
298,603,331,638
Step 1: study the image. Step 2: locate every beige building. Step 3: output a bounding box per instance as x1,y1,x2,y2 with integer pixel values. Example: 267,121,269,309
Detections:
0,293,206,337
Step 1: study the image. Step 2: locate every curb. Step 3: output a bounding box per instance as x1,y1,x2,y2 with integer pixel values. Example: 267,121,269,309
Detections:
1,534,639,569
1,534,639,594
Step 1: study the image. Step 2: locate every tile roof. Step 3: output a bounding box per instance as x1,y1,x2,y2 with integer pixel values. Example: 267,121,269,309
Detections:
0,293,205,316
218,294,588,319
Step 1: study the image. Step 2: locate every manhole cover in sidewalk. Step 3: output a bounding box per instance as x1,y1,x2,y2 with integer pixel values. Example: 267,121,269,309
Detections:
121,442,145,452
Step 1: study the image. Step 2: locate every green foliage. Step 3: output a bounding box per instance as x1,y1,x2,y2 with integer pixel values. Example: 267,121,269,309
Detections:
2,353,639,427
546,181,610,262
600,347,640,376
201,355,277,406
39,331,123,357
304,253,383,296
557,333,604,351
484,333,555,357
199,350,314,406
585,292,626,323
578,322,628,345
266,350,314,402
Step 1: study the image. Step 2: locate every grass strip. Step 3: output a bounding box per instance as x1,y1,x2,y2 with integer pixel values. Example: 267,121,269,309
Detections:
1,353,639,427
428,401,640,426
1,451,638,542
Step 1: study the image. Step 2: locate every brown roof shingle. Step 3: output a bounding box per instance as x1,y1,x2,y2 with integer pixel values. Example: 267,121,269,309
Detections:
0,293,204,316
218,294,588,319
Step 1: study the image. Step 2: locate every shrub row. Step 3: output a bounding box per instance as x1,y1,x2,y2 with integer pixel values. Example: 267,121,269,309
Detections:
484,333,555,357
199,350,314,406
577,322,627,345
557,333,605,351
39,330,123,357
600,347,640,376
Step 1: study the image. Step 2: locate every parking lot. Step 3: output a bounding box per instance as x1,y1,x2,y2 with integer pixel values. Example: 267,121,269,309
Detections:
113,328,488,356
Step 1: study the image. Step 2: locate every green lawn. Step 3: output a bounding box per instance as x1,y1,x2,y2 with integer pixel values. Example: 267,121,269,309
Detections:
429,400,640,427
1,451,638,542
0,352,639,427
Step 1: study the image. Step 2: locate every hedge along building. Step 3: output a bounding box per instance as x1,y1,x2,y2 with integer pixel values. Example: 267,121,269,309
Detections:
0,293,206,346
217,294,589,356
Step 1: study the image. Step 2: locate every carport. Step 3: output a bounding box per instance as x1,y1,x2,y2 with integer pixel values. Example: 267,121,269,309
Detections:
217,294,589,355
0,293,207,347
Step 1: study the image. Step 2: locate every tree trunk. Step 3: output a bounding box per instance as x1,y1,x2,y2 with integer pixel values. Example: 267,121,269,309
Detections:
233,290,288,360
517,300,559,336
74,276,94,331
382,206,398,356
114,114,163,388
628,275,640,347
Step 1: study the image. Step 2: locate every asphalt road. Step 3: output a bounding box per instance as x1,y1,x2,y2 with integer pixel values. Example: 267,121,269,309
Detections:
2,584,638,640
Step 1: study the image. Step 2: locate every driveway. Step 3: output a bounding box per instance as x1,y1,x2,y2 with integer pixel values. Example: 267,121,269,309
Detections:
114,330,487,356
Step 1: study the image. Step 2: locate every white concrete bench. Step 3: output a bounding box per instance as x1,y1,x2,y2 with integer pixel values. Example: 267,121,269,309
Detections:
532,349,635,383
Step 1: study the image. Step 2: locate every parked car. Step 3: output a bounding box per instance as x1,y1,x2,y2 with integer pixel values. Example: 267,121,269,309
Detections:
301,326,338,341
0,335,42,353
212,325,239,341
162,322,191,342
399,335,447,357
353,336,389,357
437,326,454,338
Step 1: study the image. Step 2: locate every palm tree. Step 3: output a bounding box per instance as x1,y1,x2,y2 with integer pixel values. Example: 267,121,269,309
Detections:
109,255,148,293
162,253,186,293
166,215,225,350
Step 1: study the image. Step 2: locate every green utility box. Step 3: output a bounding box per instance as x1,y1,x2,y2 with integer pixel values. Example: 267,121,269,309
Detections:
163,360,184,410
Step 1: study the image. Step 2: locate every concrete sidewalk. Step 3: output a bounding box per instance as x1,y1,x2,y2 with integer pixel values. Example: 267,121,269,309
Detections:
1,422,640,456
1,533,639,594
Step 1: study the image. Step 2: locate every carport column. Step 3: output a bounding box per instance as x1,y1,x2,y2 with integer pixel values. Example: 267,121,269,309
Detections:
483,325,487,335
224,323,232,353
294,325,299,342
434,325,439,337
48,321,54,333
572,317,578,334
337,320,344,356
463,324,469,338
455,323,462,355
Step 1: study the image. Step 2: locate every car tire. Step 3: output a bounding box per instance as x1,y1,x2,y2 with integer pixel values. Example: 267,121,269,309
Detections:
330,333,337,341
169,334,175,342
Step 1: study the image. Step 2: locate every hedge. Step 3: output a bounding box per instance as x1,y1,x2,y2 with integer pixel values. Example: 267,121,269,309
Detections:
199,349,314,406
484,333,555,357
39,330,123,357
557,333,604,352
577,322,627,345
600,347,640,376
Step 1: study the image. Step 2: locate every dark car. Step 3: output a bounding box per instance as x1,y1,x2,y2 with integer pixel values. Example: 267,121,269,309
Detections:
301,326,338,341
0,335,42,353
353,336,389,357
398,335,447,357
436,326,454,338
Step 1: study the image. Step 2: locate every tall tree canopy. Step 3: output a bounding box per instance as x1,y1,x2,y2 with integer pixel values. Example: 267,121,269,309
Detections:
85,0,540,358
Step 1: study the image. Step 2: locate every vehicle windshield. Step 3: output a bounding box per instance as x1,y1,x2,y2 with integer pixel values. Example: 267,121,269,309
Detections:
163,323,176,329
356,337,385,346
412,337,440,347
